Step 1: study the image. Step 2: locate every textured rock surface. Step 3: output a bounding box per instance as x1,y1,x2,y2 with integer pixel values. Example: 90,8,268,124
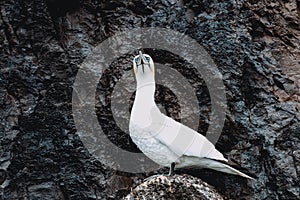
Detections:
0,0,299,199
125,174,224,200
245,0,300,112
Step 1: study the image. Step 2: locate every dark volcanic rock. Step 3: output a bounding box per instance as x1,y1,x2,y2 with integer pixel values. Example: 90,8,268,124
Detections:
0,0,299,199
125,174,224,200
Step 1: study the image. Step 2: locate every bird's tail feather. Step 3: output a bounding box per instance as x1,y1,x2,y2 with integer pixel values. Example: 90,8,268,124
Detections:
205,159,255,180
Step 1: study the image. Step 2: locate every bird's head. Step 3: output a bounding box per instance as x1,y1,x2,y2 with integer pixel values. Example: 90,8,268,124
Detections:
133,51,155,82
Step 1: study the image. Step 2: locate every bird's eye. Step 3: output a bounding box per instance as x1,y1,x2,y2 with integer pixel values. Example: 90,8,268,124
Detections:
135,57,139,64
145,57,150,62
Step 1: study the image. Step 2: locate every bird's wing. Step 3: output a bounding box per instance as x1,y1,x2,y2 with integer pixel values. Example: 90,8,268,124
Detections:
152,114,227,162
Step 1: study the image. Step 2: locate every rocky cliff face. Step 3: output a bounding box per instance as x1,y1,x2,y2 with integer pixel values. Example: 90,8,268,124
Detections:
0,0,299,199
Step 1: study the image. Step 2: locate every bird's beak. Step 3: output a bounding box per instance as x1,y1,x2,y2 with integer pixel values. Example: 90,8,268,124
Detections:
139,51,148,64
138,51,149,73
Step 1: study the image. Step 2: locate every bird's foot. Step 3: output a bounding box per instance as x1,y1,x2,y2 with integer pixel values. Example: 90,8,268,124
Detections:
144,163,176,181
144,174,164,181
168,171,175,176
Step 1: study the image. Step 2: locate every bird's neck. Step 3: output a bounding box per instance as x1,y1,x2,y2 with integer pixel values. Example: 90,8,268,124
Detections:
135,81,156,105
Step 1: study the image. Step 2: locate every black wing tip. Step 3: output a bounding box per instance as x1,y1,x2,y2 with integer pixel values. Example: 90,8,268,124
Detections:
207,157,257,179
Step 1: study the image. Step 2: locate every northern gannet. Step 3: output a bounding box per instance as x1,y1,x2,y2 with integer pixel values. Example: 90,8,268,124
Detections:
129,51,254,179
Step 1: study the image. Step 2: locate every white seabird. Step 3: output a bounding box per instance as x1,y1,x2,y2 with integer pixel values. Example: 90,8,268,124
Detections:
129,51,254,179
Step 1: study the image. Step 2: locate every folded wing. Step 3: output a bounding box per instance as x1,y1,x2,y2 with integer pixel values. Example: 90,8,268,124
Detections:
153,114,227,162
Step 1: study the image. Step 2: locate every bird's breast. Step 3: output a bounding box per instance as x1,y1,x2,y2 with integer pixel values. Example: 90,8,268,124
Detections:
129,124,179,167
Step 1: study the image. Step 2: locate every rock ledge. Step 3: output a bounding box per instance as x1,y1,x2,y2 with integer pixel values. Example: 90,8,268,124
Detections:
125,174,224,200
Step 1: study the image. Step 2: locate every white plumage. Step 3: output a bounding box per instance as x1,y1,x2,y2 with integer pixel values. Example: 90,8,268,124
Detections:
129,51,254,179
